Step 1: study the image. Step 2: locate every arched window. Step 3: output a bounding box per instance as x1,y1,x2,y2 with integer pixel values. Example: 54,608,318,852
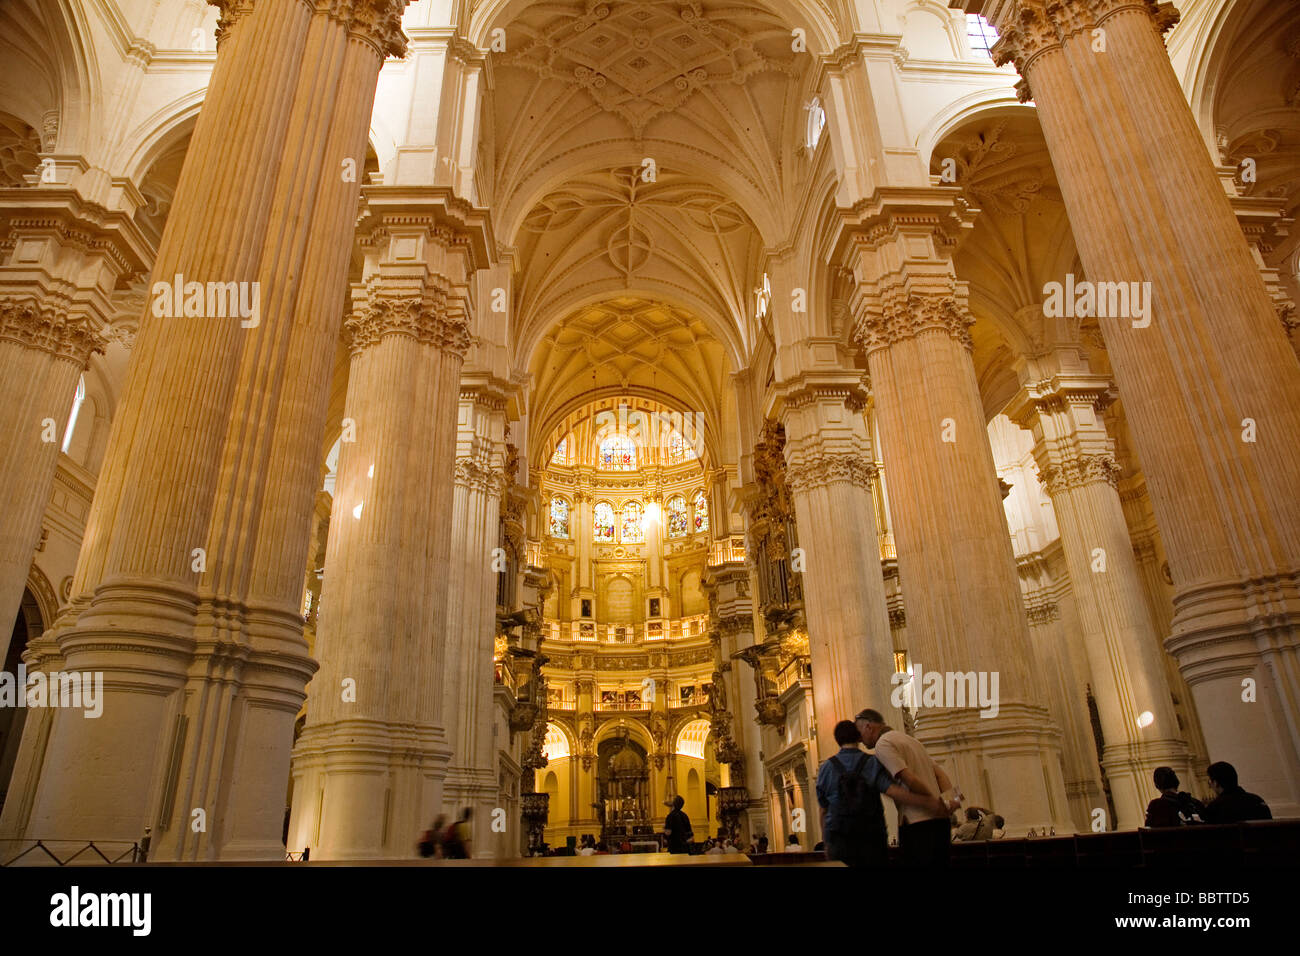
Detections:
666,494,688,538
966,14,999,57
593,501,615,541
598,434,637,470
549,497,570,539
551,437,569,465
542,723,570,761
62,375,86,453
621,500,644,543
692,489,709,534
805,96,826,150
666,431,697,464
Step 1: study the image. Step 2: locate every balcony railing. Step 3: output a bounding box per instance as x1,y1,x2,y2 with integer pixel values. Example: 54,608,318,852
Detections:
708,535,747,566
542,614,711,644
595,699,648,712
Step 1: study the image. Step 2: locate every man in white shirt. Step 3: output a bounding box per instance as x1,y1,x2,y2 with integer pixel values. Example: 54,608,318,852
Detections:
856,708,960,866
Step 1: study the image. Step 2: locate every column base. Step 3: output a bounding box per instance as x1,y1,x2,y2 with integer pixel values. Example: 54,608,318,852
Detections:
1166,573,1300,819
915,703,1076,836
1100,739,1197,831
288,718,452,861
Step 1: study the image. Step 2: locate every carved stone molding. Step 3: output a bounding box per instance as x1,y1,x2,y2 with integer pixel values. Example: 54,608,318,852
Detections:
1038,454,1121,495
855,293,974,354
1025,600,1061,626
344,295,470,356
785,454,877,495
987,1,1180,102
211,0,410,58
0,298,105,365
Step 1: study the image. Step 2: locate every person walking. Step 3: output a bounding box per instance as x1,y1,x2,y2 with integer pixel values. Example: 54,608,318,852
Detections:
856,708,960,866
663,795,694,853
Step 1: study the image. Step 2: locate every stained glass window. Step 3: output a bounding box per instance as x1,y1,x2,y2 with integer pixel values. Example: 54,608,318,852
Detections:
549,497,569,539
551,438,569,465
598,435,637,470
593,502,615,541
693,489,709,534
967,14,999,57
667,431,697,464
666,494,688,537
621,500,644,543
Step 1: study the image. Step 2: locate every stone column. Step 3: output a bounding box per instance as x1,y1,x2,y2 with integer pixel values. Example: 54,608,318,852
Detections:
704,561,770,839
1009,357,1193,827
0,0,408,859
442,380,509,853
842,197,1071,832
966,0,1300,815
0,301,103,656
775,371,901,761
0,190,149,658
288,188,489,859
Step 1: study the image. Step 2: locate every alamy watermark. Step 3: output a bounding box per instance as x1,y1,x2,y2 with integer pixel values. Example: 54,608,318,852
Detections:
0,665,103,718
592,403,705,458
1042,274,1152,328
891,663,1000,719
151,273,260,327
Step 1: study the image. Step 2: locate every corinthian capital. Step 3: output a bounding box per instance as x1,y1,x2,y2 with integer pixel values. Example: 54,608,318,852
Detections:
0,298,105,365
1038,453,1120,495
854,293,974,354
211,1,411,58
785,454,877,495
344,294,470,356
973,1,1179,92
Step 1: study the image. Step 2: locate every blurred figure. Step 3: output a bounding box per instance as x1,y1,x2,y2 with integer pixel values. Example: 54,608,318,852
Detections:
442,807,473,858
418,815,446,858
663,794,694,854
786,834,801,850
952,807,984,842
756,835,768,854
1202,761,1272,823
1144,767,1205,827
989,815,1006,839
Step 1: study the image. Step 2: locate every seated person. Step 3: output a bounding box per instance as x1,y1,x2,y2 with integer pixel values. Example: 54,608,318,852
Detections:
1202,761,1272,824
1144,766,1206,826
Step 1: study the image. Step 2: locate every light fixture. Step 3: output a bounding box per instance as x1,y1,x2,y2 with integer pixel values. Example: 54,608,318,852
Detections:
1136,710,1154,729
352,502,363,519
367,463,374,478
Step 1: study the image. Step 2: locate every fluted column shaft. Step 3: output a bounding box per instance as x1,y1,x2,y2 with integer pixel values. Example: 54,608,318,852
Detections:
0,303,102,652
0,0,407,858
779,377,900,760
974,0,1300,814
289,189,487,859
1010,369,1191,828
442,385,507,853
855,286,1071,833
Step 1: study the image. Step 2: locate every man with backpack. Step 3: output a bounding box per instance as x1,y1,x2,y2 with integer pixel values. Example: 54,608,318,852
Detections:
816,720,951,867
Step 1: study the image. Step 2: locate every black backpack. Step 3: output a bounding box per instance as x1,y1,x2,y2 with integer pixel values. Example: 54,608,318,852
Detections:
829,753,884,834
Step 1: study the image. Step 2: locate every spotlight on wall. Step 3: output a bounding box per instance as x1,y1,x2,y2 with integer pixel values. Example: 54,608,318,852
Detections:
353,502,364,519
1136,710,1154,729
644,502,661,527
